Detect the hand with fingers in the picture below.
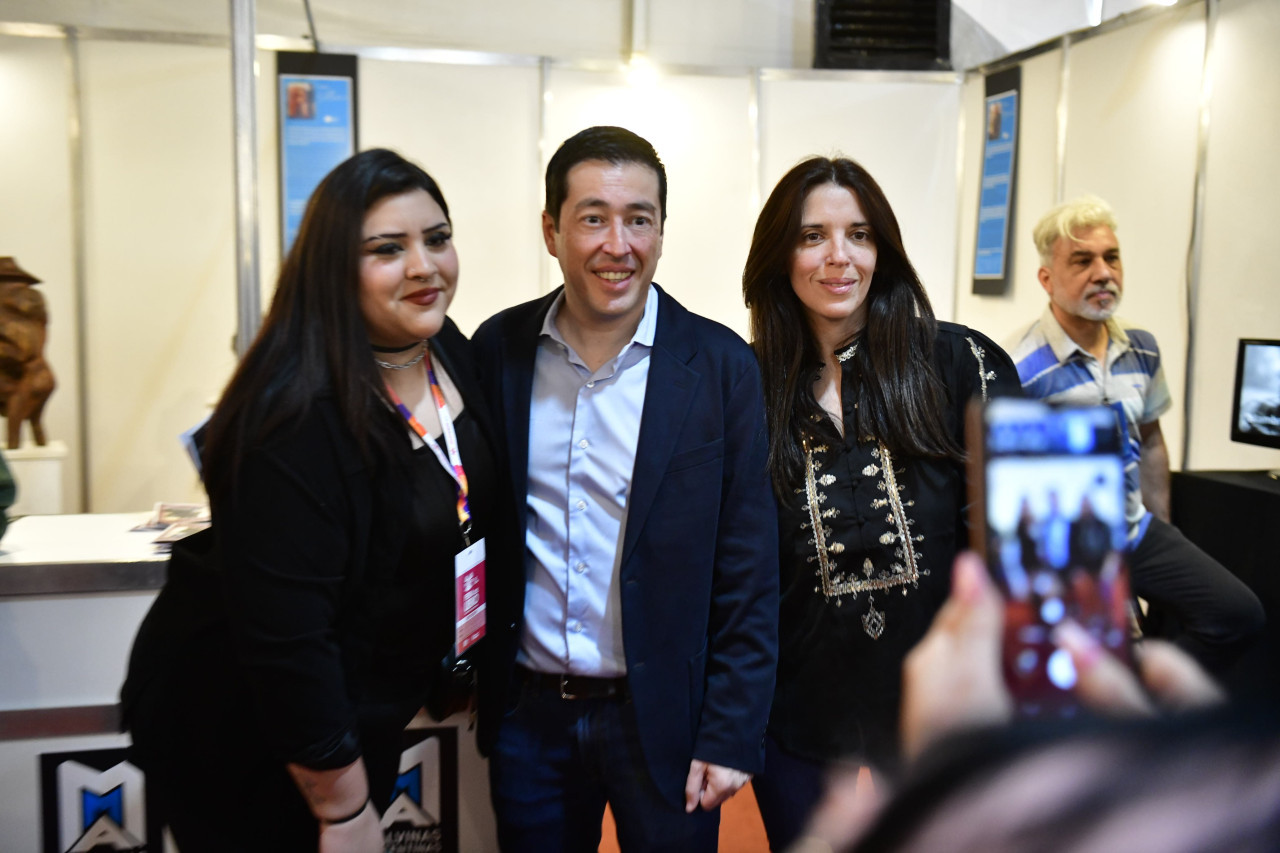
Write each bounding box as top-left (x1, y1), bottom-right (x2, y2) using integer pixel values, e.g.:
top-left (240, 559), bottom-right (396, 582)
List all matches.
top-left (684, 759), bottom-right (752, 812)
top-left (901, 551), bottom-right (1225, 763)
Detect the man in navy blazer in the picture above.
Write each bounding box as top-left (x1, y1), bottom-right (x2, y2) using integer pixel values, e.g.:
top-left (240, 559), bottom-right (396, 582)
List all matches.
top-left (472, 126), bottom-right (778, 851)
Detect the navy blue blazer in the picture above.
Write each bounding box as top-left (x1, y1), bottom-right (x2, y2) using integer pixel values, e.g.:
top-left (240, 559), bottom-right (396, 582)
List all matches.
top-left (471, 284), bottom-right (779, 806)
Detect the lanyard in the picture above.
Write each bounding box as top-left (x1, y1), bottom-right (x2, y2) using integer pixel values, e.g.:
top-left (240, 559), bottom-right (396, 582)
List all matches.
top-left (384, 349), bottom-right (472, 544)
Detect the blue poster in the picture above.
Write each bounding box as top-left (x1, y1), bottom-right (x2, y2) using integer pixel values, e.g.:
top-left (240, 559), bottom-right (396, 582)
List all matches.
top-left (279, 74), bottom-right (354, 253)
top-left (975, 89), bottom-right (1019, 279)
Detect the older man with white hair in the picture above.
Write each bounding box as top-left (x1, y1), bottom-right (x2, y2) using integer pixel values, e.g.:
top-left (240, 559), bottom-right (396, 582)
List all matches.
top-left (1006, 195), bottom-right (1263, 671)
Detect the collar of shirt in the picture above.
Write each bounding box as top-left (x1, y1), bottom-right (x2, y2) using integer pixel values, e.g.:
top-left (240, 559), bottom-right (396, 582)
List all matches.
top-left (1038, 304), bottom-right (1131, 366)
top-left (539, 285), bottom-right (659, 374)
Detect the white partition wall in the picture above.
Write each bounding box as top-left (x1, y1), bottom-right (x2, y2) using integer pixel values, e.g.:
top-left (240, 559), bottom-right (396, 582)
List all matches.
top-left (10, 0), bottom-right (1273, 512)
top-left (1061, 5), bottom-right (1206, 468)
top-left (761, 74), bottom-right (963, 321)
top-left (953, 49), bottom-right (1062, 342)
top-left (0, 32), bottom-right (966, 512)
top-left (80, 41), bottom-right (240, 511)
top-left (544, 67), bottom-right (758, 338)
top-left (360, 59), bottom-right (544, 336)
top-left (1191, 0), bottom-right (1280, 471)
top-left (955, 5), bottom-right (1221, 473)
top-left (0, 35), bottom-right (82, 511)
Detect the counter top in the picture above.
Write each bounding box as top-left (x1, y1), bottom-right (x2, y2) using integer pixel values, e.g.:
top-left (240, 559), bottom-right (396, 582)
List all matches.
top-left (0, 512), bottom-right (168, 597)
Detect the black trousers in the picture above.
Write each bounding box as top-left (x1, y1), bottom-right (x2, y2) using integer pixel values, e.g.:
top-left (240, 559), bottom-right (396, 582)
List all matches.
top-left (126, 653), bottom-right (320, 852)
top-left (1131, 516), bottom-right (1265, 671)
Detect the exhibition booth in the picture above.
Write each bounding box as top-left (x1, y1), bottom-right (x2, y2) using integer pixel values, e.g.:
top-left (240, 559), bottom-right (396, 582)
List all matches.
top-left (1, 0), bottom-right (1277, 849)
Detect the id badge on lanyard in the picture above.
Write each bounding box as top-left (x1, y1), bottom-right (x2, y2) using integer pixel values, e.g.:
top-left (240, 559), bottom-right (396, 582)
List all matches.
top-left (386, 349), bottom-right (487, 656)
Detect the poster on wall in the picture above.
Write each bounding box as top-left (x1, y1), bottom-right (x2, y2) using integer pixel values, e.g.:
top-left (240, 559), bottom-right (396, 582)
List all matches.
top-left (278, 52), bottom-right (358, 255)
top-left (973, 66), bottom-right (1021, 295)
top-left (40, 747), bottom-right (159, 853)
top-left (382, 725), bottom-right (459, 852)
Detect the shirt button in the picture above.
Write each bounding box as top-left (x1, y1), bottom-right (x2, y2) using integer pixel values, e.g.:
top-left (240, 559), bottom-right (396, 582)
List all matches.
top-left (586, 380), bottom-right (596, 388)
top-left (569, 620), bottom-right (583, 633)
top-left (576, 499), bottom-right (587, 511)
top-left (575, 561), bottom-right (587, 574)
top-left (578, 439), bottom-right (589, 449)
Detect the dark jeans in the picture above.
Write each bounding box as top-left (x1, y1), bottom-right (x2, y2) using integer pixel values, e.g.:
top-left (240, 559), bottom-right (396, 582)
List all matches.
top-left (1132, 516), bottom-right (1265, 671)
top-left (750, 735), bottom-right (828, 852)
top-left (489, 677), bottom-right (720, 853)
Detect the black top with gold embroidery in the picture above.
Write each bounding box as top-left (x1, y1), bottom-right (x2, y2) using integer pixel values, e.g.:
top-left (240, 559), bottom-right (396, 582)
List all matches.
top-left (769, 322), bottom-right (1020, 766)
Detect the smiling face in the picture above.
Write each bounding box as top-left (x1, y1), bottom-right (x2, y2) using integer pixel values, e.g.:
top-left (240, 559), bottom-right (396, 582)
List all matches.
top-left (358, 188), bottom-right (458, 348)
top-left (789, 182), bottom-right (877, 344)
top-left (1039, 224), bottom-right (1123, 325)
top-left (543, 159), bottom-right (663, 335)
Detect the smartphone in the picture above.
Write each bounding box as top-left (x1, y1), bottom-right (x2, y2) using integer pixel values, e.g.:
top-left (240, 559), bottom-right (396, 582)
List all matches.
top-left (967, 398), bottom-right (1133, 718)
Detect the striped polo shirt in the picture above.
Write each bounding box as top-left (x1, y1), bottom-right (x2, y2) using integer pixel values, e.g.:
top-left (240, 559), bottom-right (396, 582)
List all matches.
top-left (1005, 305), bottom-right (1171, 540)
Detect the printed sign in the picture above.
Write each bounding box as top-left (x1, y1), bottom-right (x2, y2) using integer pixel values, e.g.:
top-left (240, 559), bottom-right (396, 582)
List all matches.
top-left (277, 52), bottom-right (358, 254)
top-left (382, 727), bottom-right (459, 853)
top-left (40, 748), bottom-right (159, 853)
top-left (974, 66), bottom-right (1022, 295)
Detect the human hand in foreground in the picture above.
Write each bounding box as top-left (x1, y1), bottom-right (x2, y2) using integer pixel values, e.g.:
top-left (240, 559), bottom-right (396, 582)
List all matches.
top-left (1053, 620), bottom-right (1225, 716)
top-left (901, 552), bottom-right (1225, 763)
top-left (318, 801), bottom-right (383, 853)
top-left (684, 759), bottom-right (751, 812)
top-left (287, 758), bottom-right (383, 853)
top-left (900, 551), bottom-right (1013, 763)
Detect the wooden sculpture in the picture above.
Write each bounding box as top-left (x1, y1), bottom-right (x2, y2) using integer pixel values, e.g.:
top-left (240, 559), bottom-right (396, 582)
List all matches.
top-left (0, 258), bottom-right (55, 449)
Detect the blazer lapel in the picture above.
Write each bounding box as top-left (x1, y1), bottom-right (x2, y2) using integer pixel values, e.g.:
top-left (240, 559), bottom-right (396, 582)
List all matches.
top-left (620, 286), bottom-right (698, 568)
top-left (504, 290), bottom-right (559, 531)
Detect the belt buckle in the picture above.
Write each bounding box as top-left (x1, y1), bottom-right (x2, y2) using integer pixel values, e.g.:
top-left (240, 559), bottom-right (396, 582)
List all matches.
top-left (559, 674), bottom-right (578, 700)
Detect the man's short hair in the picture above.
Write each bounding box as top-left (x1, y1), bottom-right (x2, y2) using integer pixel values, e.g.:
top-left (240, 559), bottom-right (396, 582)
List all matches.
top-left (544, 126), bottom-right (668, 230)
top-left (1033, 195), bottom-right (1119, 265)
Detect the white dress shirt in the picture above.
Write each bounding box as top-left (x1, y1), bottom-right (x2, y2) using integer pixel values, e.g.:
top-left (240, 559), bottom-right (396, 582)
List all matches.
top-left (517, 286), bottom-right (658, 677)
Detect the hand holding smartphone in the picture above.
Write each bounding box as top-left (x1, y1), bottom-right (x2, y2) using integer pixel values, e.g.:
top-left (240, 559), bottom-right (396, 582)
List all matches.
top-left (967, 398), bottom-right (1134, 718)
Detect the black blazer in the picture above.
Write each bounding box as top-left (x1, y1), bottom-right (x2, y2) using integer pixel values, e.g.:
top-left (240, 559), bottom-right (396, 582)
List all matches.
top-left (471, 285), bottom-right (779, 806)
top-left (122, 319), bottom-right (505, 773)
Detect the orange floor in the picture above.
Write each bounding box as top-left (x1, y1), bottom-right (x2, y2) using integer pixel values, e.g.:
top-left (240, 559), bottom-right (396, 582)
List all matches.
top-left (599, 782), bottom-right (770, 852)
top-left (598, 768), bottom-right (878, 852)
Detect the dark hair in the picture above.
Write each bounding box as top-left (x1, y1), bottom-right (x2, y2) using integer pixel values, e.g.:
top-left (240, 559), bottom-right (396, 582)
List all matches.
top-left (544, 126), bottom-right (667, 229)
top-left (743, 156), bottom-right (958, 500)
top-left (854, 712), bottom-right (1280, 852)
top-left (202, 148), bottom-right (450, 502)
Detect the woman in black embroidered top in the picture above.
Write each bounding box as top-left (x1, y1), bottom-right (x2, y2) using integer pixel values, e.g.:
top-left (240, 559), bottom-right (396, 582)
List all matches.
top-left (743, 156), bottom-right (1020, 850)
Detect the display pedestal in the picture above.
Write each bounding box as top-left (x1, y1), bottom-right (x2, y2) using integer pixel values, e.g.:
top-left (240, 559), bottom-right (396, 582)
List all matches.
top-left (5, 440), bottom-right (67, 516)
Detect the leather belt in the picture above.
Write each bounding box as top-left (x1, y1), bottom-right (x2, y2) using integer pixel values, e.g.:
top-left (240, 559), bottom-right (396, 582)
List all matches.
top-left (518, 666), bottom-right (627, 700)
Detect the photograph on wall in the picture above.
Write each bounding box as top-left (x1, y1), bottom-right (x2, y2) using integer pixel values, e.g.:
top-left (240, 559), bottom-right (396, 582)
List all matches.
top-left (973, 66), bottom-right (1021, 295)
top-left (381, 725), bottom-right (459, 853)
top-left (40, 747), bottom-right (158, 853)
top-left (277, 52), bottom-right (358, 254)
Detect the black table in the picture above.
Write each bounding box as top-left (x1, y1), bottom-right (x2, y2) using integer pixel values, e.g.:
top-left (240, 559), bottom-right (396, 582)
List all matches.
top-left (1171, 470), bottom-right (1280, 701)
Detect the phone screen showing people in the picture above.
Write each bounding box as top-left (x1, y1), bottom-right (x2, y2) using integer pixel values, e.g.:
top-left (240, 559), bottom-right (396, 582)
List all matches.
top-left (970, 398), bottom-right (1133, 718)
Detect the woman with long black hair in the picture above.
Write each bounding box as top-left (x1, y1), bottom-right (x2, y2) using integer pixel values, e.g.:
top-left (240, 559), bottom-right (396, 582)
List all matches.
top-left (743, 156), bottom-right (1020, 850)
top-left (122, 149), bottom-right (506, 851)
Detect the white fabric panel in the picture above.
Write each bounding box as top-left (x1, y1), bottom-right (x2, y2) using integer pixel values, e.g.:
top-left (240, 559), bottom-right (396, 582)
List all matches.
top-left (1062, 5), bottom-right (1205, 470)
top-left (953, 49), bottom-right (1063, 347)
top-left (646, 0), bottom-right (812, 68)
top-left (302, 0), bottom-right (625, 59)
top-left (543, 68), bottom-right (756, 339)
top-left (1191, 0), bottom-right (1280, 470)
top-left (0, 35), bottom-right (83, 511)
top-left (760, 77), bottom-right (962, 323)
top-left (1, 0), bottom-right (628, 61)
top-left (359, 60), bottom-right (543, 335)
top-left (81, 40), bottom-right (238, 511)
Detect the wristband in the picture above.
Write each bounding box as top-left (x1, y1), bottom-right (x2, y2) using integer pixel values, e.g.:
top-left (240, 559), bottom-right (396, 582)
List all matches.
top-left (320, 799), bottom-right (370, 825)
